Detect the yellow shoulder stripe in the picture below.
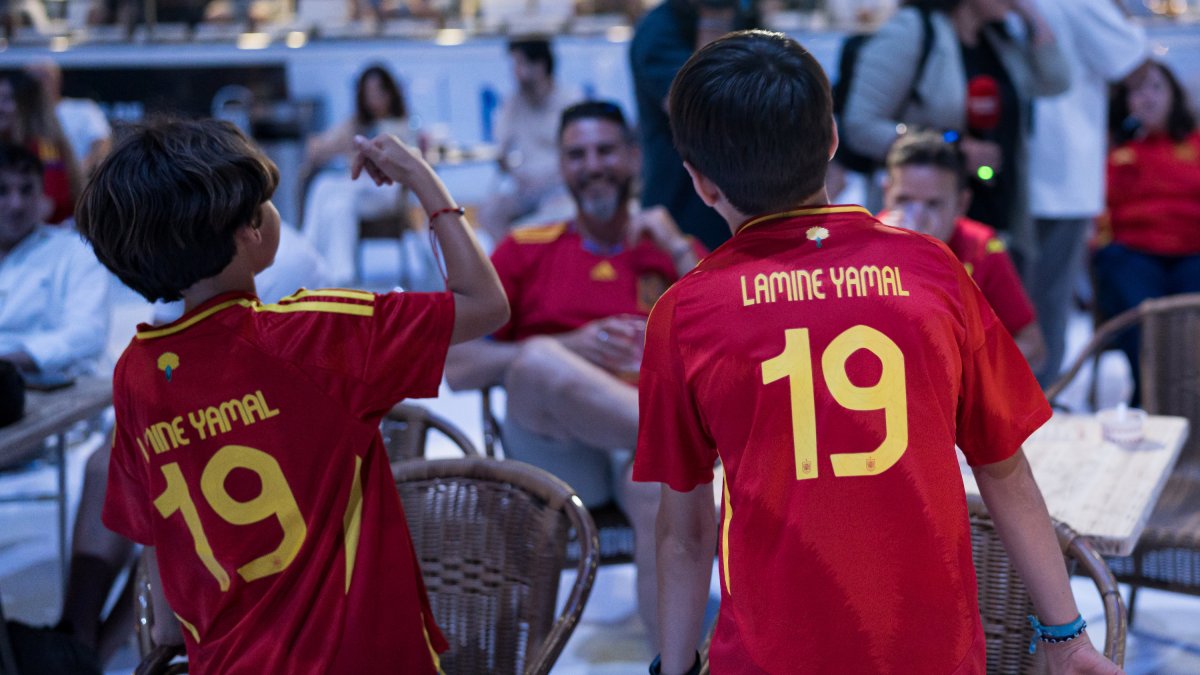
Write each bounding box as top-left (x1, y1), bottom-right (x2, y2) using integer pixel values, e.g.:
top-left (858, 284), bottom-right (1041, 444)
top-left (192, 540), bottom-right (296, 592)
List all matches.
top-left (175, 613), bottom-right (201, 643)
top-left (985, 238), bottom-right (1006, 254)
top-left (278, 288), bottom-right (375, 303)
top-left (137, 297), bottom-right (373, 340)
top-left (511, 223), bottom-right (567, 244)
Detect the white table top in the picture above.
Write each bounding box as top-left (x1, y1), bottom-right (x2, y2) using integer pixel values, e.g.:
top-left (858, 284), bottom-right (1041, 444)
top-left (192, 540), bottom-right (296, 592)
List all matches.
top-left (961, 413), bottom-right (1190, 557)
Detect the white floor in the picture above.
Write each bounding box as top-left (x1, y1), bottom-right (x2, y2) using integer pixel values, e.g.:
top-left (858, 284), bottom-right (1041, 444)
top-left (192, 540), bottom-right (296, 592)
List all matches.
top-left (2, 252), bottom-right (1199, 673)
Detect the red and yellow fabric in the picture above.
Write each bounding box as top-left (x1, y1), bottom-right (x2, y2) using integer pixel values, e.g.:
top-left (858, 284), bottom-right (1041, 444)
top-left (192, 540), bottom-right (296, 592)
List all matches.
top-left (29, 138), bottom-right (73, 225)
top-left (1103, 131), bottom-right (1200, 256)
top-left (946, 217), bottom-right (1036, 336)
top-left (634, 206), bottom-right (1050, 674)
top-left (103, 289), bottom-right (453, 674)
top-left (489, 222), bottom-right (701, 342)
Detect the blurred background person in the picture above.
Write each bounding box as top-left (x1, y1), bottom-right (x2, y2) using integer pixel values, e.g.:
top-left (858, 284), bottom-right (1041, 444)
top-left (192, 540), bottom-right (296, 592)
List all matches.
top-left (630, 0), bottom-right (758, 252)
top-left (881, 131), bottom-right (1046, 369)
top-left (0, 70), bottom-right (81, 225)
top-left (840, 0), bottom-right (1068, 274)
top-left (25, 60), bottom-right (113, 180)
top-left (1094, 60), bottom-right (1200, 405)
top-left (1026, 0), bottom-right (1146, 387)
top-left (299, 63), bottom-right (414, 286)
top-left (478, 37), bottom-right (579, 245)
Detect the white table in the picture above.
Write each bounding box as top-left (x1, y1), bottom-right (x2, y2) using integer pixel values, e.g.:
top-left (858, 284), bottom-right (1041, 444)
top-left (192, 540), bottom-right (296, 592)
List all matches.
top-left (961, 413), bottom-right (1190, 557)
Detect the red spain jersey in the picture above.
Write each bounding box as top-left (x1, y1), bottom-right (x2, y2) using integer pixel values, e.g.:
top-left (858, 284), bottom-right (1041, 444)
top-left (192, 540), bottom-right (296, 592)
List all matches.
top-left (102, 289), bottom-right (453, 674)
top-left (490, 222), bottom-right (699, 341)
top-left (947, 217), bottom-right (1036, 336)
top-left (1103, 131), bottom-right (1200, 256)
top-left (634, 206), bottom-right (1050, 674)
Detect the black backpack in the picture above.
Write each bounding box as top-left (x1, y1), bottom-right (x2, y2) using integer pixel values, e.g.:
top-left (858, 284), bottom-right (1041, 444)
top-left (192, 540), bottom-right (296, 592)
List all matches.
top-left (832, 8), bottom-right (936, 174)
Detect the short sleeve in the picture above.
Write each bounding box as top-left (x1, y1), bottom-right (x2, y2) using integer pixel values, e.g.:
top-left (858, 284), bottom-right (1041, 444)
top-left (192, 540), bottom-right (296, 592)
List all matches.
top-left (358, 291), bottom-right (455, 417)
top-left (488, 238), bottom-right (525, 342)
top-left (101, 386), bottom-right (156, 545)
top-left (954, 265), bottom-right (1051, 466)
top-left (633, 289), bottom-right (718, 491)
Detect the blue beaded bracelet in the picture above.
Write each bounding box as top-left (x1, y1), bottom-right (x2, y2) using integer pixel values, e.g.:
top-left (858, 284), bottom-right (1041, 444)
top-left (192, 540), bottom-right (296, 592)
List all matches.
top-left (1027, 614), bottom-right (1087, 654)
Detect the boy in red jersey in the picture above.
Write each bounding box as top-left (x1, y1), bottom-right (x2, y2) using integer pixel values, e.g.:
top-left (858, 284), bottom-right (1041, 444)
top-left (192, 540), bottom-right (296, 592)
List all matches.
top-left (76, 118), bottom-right (508, 674)
top-left (880, 131), bottom-right (1046, 370)
top-left (634, 32), bottom-right (1119, 675)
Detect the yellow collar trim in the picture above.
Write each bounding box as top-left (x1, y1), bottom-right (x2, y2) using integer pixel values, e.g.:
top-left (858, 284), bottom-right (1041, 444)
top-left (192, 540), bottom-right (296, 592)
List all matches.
top-left (737, 205), bottom-right (872, 235)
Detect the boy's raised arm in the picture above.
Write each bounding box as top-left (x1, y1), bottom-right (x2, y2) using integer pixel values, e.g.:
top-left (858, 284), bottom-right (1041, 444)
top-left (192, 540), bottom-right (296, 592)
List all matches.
top-left (352, 134), bottom-right (510, 344)
top-left (973, 450), bottom-right (1123, 675)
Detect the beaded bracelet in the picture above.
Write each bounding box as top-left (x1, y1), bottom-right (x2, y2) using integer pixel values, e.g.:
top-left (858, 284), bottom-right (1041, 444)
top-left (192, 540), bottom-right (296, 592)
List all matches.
top-left (1027, 614), bottom-right (1086, 654)
top-left (428, 206), bottom-right (465, 225)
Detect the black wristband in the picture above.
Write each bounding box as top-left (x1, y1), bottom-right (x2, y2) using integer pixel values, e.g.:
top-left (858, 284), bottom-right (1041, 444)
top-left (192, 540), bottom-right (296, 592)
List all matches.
top-left (649, 652), bottom-right (701, 675)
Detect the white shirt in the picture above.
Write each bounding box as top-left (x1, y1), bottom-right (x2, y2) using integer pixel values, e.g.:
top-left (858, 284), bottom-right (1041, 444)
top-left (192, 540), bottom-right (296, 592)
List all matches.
top-left (56, 98), bottom-right (112, 166)
top-left (153, 223), bottom-right (334, 324)
top-left (1029, 0), bottom-right (1146, 218)
top-left (0, 225), bottom-right (111, 374)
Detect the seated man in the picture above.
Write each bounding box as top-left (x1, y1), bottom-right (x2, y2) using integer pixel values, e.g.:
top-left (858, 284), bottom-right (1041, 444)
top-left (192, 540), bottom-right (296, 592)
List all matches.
top-left (0, 144), bottom-right (109, 672)
top-left (0, 143), bottom-right (110, 378)
top-left (881, 131), bottom-right (1047, 370)
top-left (445, 100), bottom-right (700, 645)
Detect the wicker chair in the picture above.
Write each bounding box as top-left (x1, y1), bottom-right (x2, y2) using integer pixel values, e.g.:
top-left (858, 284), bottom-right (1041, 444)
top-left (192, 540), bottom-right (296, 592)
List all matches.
top-left (696, 499), bottom-right (1126, 674)
top-left (381, 401), bottom-right (480, 466)
top-left (481, 387), bottom-right (637, 566)
top-left (1045, 293), bottom-right (1200, 620)
top-left (969, 497), bottom-right (1126, 671)
top-left (395, 457), bottom-right (600, 675)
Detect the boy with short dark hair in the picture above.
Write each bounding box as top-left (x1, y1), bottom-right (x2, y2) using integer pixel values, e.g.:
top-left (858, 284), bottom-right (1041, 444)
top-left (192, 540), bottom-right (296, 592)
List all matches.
top-left (635, 31), bottom-right (1117, 674)
top-left (78, 118), bottom-right (507, 673)
top-left (882, 130), bottom-right (1047, 370)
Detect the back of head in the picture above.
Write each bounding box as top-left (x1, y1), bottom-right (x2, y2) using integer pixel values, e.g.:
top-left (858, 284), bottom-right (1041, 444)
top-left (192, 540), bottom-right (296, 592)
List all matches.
top-left (507, 36), bottom-right (555, 77)
top-left (886, 131), bottom-right (968, 189)
top-left (669, 30), bottom-right (833, 216)
top-left (76, 118), bottom-right (279, 303)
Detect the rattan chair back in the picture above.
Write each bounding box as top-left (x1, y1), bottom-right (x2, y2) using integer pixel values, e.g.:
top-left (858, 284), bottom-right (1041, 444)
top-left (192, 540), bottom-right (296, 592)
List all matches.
top-left (381, 402), bottom-right (480, 464)
top-left (1137, 294), bottom-right (1200, 469)
top-left (395, 457), bottom-right (600, 675)
top-left (969, 497), bottom-right (1125, 672)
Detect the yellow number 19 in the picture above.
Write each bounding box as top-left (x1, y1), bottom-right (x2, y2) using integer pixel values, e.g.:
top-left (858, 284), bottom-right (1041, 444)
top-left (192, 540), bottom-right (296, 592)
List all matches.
top-left (762, 325), bottom-right (908, 480)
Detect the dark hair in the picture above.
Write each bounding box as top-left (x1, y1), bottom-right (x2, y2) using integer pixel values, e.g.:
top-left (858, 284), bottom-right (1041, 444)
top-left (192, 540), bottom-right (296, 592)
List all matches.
top-left (76, 118), bottom-right (279, 303)
top-left (0, 142), bottom-right (44, 177)
top-left (886, 131), bottom-right (969, 189)
top-left (559, 100), bottom-right (632, 141)
top-left (0, 70), bottom-right (56, 142)
top-left (1109, 61), bottom-right (1196, 143)
top-left (355, 64), bottom-right (407, 128)
top-left (902, 0), bottom-right (962, 11)
top-left (507, 37), bottom-right (554, 77)
top-left (669, 30), bottom-right (833, 216)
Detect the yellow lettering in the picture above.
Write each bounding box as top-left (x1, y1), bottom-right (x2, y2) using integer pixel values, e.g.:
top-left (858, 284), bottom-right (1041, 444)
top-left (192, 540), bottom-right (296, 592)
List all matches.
top-left (829, 267), bottom-right (845, 298)
top-left (136, 437), bottom-right (150, 463)
top-left (171, 416), bottom-right (190, 447)
top-left (881, 267), bottom-right (898, 295)
top-left (754, 274), bottom-right (771, 305)
top-left (256, 391), bottom-right (280, 419)
top-left (894, 266), bottom-right (909, 296)
top-left (860, 266), bottom-right (882, 294)
top-left (188, 410), bottom-right (208, 441)
top-left (205, 406), bottom-right (228, 438)
top-left (242, 395), bottom-right (265, 424)
top-left (768, 272), bottom-right (795, 303)
top-left (741, 275), bottom-right (756, 306)
top-left (810, 269), bottom-right (826, 299)
top-left (219, 399), bottom-right (248, 427)
top-left (846, 267), bottom-right (863, 297)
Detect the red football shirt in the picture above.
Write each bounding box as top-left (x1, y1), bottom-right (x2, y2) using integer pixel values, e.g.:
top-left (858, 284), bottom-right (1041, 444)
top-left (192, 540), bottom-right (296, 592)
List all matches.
top-left (103, 289), bottom-right (453, 674)
top-left (490, 222), bottom-right (696, 341)
top-left (634, 206), bottom-right (1050, 674)
top-left (948, 217), bottom-right (1036, 336)
top-left (1104, 131), bottom-right (1200, 256)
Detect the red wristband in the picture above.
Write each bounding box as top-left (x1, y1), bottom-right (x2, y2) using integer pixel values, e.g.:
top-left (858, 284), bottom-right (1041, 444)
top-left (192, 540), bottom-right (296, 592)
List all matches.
top-left (429, 206), bottom-right (465, 224)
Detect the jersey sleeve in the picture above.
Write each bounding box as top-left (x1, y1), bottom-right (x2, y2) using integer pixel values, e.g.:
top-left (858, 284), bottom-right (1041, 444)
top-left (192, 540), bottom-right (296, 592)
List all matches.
top-left (488, 238), bottom-right (524, 342)
top-left (101, 375), bottom-right (156, 545)
top-left (974, 243), bottom-right (1036, 335)
top-left (357, 291), bottom-right (455, 417)
top-left (633, 288), bottom-right (718, 491)
top-left (953, 261), bottom-right (1051, 467)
